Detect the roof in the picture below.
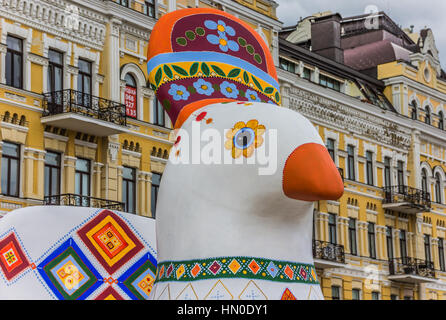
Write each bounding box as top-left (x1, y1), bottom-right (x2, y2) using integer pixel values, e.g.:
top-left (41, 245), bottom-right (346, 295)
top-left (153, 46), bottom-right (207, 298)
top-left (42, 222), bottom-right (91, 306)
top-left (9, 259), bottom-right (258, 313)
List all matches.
top-left (344, 40), bottom-right (411, 71)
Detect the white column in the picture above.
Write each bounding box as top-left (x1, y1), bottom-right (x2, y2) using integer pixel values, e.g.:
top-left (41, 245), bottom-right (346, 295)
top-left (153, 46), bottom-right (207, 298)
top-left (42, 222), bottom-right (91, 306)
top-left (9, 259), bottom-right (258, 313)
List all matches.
top-left (109, 18), bottom-right (122, 102)
top-left (0, 43), bottom-right (6, 84)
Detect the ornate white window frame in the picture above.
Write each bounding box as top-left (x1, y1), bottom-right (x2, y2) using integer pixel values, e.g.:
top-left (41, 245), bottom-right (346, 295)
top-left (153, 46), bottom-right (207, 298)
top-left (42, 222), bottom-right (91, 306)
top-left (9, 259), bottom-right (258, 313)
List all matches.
top-left (344, 136), bottom-right (359, 181)
top-left (0, 19), bottom-right (33, 91)
top-left (72, 44), bottom-right (100, 96)
top-left (120, 63), bottom-right (146, 121)
top-left (42, 34), bottom-right (72, 92)
top-left (324, 129), bottom-right (339, 166)
top-left (363, 141), bottom-right (377, 187)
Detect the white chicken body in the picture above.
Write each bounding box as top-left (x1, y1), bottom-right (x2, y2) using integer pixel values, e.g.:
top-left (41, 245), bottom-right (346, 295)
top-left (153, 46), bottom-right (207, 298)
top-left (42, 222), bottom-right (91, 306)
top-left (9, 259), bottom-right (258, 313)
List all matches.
top-left (150, 101), bottom-right (326, 300)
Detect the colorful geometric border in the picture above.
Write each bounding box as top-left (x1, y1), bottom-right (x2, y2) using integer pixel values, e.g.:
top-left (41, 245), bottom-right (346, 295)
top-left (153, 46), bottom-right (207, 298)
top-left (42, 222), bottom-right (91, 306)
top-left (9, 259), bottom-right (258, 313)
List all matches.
top-left (0, 231), bottom-right (31, 283)
top-left (155, 256), bottom-right (318, 284)
top-left (117, 252), bottom-right (157, 300)
top-left (77, 210), bottom-right (144, 275)
top-left (95, 286), bottom-right (124, 300)
top-left (37, 238), bottom-right (103, 300)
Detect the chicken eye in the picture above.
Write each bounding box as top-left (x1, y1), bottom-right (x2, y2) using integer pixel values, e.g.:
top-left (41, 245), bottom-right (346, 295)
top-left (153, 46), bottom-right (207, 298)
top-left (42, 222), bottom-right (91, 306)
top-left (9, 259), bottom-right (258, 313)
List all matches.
top-left (233, 127), bottom-right (255, 149)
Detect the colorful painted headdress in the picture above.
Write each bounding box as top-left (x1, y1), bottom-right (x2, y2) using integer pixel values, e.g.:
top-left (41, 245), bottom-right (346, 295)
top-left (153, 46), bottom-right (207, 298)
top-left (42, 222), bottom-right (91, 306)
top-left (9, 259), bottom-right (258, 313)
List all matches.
top-left (147, 8), bottom-right (280, 128)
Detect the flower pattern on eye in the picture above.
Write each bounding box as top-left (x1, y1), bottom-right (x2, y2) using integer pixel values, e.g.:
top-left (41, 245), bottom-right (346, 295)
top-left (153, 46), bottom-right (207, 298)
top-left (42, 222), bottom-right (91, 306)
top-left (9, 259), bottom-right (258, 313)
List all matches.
top-left (193, 79), bottom-right (214, 96)
top-left (204, 20), bottom-right (236, 37)
top-left (220, 81), bottom-right (239, 99)
top-left (225, 120), bottom-right (266, 159)
top-left (207, 33), bottom-right (239, 53)
top-left (245, 89), bottom-right (261, 102)
top-left (168, 84), bottom-right (190, 101)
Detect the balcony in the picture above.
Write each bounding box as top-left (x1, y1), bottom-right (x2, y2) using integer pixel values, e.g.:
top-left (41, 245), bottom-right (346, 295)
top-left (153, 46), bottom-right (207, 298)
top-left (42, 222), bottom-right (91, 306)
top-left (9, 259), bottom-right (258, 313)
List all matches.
top-left (382, 185), bottom-right (431, 214)
top-left (44, 194), bottom-right (125, 211)
top-left (312, 240), bottom-right (346, 269)
top-left (388, 257), bottom-right (437, 283)
top-left (42, 90), bottom-right (128, 136)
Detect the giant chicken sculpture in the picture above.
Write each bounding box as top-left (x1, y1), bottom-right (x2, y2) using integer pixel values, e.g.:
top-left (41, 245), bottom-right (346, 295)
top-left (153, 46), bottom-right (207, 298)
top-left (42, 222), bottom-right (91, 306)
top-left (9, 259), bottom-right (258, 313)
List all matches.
top-left (147, 8), bottom-right (344, 300)
top-left (0, 8), bottom-right (343, 300)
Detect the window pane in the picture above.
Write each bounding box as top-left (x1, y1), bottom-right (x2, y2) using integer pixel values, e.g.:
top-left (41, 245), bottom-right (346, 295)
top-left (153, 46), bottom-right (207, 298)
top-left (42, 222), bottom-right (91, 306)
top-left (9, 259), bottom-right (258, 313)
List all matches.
top-left (5, 51), bottom-right (12, 86)
top-left (49, 50), bottom-right (63, 64)
top-left (1, 158), bottom-right (9, 195)
top-left (3, 142), bottom-right (19, 157)
top-left (75, 173), bottom-right (81, 195)
top-left (76, 159), bottom-right (90, 173)
top-left (123, 167), bottom-right (135, 180)
top-left (352, 289), bottom-right (360, 300)
top-left (82, 175), bottom-right (90, 196)
top-left (122, 181), bottom-right (128, 210)
top-left (78, 59), bottom-right (91, 74)
top-left (13, 53), bottom-right (22, 88)
top-left (9, 159), bottom-right (18, 196)
top-left (128, 182), bottom-right (134, 213)
top-left (45, 152), bottom-right (60, 166)
top-left (51, 167), bottom-right (60, 195)
top-left (157, 102), bottom-right (165, 126)
top-left (83, 76), bottom-right (91, 95)
top-left (125, 73), bottom-right (136, 87)
top-left (7, 36), bottom-right (22, 52)
top-left (44, 166), bottom-right (50, 197)
top-left (331, 286), bottom-right (340, 300)
top-left (54, 66), bottom-right (63, 91)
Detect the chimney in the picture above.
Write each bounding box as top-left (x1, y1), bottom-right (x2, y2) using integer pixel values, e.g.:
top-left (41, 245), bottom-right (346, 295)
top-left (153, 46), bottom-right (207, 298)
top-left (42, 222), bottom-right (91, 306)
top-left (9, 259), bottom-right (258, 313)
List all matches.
top-left (311, 13), bottom-right (344, 64)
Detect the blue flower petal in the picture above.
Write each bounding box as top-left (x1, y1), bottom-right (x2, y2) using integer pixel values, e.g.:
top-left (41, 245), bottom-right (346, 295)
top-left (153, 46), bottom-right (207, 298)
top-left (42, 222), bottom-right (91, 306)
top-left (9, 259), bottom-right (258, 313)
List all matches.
top-left (206, 34), bottom-right (220, 45)
top-left (217, 20), bottom-right (226, 28)
top-left (204, 20), bottom-right (218, 30)
top-left (219, 44), bottom-right (229, 52)
top-left (225, 26), bottom-right (236, 36)
top-left (227, 40), bottom-right (239, 52)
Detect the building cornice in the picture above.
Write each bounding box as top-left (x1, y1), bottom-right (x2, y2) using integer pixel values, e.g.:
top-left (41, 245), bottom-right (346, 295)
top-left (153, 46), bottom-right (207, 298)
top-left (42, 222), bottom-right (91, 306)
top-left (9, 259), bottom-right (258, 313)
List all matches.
top-left (279, 69), bottom-right (413, 151)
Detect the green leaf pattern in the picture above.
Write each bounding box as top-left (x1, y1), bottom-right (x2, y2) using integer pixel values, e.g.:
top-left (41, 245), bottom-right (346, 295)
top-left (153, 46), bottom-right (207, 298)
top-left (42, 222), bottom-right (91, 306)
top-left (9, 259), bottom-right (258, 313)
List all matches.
top-left (152, 62), bottom-right (281, 104)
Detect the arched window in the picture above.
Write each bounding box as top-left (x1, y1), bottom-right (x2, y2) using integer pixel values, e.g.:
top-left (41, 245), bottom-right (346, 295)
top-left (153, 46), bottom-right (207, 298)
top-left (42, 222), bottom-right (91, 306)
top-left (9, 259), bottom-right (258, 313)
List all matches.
top-left (435, 173), bottom-right (442, 204)
top-left (410, 101), bottom-right (418, 120)
top-left (124, 73), bottom-right (137, 119)
top-left (425, 106), bottom-right (431, 125)
top-left (421, 169), bottom-right (428, 195)
top-left (439, 111), bottom-right (444, 130)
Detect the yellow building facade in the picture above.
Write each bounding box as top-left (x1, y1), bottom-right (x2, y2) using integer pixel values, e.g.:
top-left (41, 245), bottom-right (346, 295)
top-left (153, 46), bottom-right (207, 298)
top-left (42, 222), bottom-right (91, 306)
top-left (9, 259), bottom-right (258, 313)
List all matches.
top-left (0, 0), bottom-right (280, 220)
top-left (280, 12), bottom-right (446, 300)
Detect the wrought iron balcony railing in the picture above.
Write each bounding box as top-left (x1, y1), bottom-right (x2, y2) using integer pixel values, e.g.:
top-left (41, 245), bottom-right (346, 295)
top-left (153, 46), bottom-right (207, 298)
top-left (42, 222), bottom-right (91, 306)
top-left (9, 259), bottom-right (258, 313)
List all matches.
top-left (43, 89), bottom-right (127, 127)
top-left (312, 240), bottom-right (345, 264)
top-left (389, 257), bottom-right (436, 279)
top-left (111, 0), bottom-right (155, 17)
top-left (44, 194), bottom-right (125, 211)
top-left (383, 185), bottom-right (431, 210)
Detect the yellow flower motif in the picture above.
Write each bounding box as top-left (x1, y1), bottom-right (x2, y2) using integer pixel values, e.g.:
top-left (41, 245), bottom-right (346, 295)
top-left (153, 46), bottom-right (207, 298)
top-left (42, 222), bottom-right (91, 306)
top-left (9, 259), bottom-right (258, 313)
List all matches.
top-left (225, 119), bottom-right (265, 159)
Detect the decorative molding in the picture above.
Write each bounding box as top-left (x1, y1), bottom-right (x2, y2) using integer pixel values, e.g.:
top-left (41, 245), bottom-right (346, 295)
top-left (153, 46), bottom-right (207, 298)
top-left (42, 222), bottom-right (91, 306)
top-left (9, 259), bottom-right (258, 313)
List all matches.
top-left (108, 141), bottom-right (120, 162)
top-left (285, 84), bottom-right (412, 150)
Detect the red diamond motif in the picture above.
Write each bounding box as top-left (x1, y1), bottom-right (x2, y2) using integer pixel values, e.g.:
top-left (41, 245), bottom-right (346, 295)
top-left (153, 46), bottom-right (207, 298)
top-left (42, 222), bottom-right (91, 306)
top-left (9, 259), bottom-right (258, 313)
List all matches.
top-left (299, 267), bottom-right (308, 280)
top-left (248, 260), bottom-right (260, 275)
top-left (191, 263), bottom-right (201, 278)
top-left (208, 261), bottom-right (221, 275)
top-left (284, 265), bottom-right (294, 280)
top-left (166, 264), bottom-right (174, 277)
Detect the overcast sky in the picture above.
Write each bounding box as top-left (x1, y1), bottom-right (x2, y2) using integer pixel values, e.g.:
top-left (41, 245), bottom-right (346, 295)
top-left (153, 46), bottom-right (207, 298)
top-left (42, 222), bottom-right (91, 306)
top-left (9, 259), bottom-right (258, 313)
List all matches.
top-left (275, 0), bottom-right (446, 69)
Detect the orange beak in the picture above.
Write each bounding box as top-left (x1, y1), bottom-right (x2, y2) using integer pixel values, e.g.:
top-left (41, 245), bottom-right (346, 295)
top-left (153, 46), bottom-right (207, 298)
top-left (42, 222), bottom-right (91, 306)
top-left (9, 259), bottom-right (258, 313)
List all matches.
top-left (283, 143), bottom-right (344, 201)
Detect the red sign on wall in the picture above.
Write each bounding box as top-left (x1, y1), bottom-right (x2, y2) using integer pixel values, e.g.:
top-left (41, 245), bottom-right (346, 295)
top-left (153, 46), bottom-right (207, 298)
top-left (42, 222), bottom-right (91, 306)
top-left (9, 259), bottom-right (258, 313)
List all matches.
top-left (125, 86), bottom-right (137, 118)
